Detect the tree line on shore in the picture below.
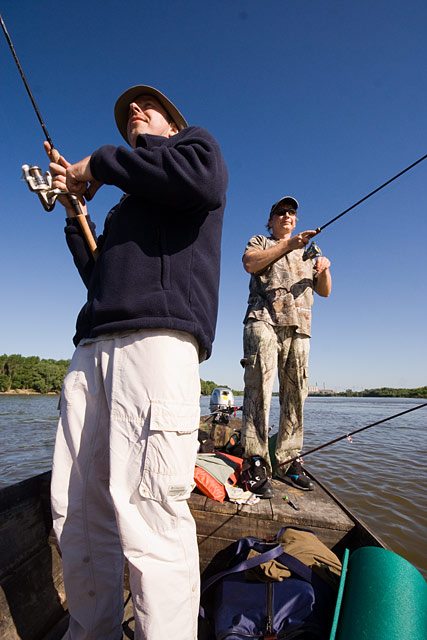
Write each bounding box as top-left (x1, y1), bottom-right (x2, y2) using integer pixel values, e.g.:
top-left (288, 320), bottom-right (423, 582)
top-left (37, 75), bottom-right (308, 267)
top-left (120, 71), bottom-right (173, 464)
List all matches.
top-left (0, 355), bottom-right (239, 396)
top-left (0, 354), bottom-right (70, 393)
top-left (200, 379), bottom-right (243, 396)
top-left (1, 355), bottom-right (425, 398)
top-left (333, 387), bottom-right (427, 398)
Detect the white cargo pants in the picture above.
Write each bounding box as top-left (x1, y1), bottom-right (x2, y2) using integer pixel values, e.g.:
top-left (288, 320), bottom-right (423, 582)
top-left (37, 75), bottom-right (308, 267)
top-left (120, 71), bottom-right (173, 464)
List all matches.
top-left (51, 329), bottom-right (201, 640)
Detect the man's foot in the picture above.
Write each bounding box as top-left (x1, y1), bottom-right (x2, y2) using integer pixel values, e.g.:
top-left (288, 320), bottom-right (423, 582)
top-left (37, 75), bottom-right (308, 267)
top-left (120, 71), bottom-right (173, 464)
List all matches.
top-left (241, 456), bottom-right (274, 499)
top-left (277, 459), bottom-right (314, 491)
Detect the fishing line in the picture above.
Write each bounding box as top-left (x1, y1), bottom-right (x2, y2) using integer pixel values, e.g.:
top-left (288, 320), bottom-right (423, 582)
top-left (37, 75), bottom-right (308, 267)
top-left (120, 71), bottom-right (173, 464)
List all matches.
top-left (273, 401), bottom-right (427, 472)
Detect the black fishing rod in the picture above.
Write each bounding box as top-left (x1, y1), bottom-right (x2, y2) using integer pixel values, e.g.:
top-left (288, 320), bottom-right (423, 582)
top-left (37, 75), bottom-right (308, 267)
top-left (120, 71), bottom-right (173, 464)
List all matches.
top-left (0, 13), bottom-right (58, 160)
top-left (0, 13), bottom-right (98, 259)
top-left (319, 154), bottom-right (427, 233)
top-left (303, 153), bottom-right (427, 260)
top-left (273, 401), bottom-right (427, 472)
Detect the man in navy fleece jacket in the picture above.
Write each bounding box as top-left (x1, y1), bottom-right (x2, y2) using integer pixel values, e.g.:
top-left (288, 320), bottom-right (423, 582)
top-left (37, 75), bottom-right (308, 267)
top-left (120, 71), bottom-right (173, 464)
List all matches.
top-left (45, 85), bottom-right (228, 640)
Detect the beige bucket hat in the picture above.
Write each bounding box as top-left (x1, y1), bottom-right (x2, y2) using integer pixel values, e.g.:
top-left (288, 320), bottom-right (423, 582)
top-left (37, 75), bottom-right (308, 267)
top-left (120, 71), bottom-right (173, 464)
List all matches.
top-left (114, 85), bottom-right (188, 144)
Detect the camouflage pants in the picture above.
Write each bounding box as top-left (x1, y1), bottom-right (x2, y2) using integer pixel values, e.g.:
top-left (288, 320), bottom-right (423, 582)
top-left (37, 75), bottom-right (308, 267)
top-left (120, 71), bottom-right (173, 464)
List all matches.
top-left (241, 320), bottom-right (310, 475)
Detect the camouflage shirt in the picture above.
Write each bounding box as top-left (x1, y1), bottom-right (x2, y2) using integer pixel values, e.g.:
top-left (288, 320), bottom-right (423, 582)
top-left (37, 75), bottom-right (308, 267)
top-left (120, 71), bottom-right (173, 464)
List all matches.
top-left (243, 235), bottom-right (317, 336)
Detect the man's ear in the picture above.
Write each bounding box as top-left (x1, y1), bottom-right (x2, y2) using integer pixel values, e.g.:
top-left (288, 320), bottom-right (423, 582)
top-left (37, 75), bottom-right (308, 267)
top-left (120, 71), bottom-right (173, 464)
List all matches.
top-left (167, 122), bottom-right (179, 137)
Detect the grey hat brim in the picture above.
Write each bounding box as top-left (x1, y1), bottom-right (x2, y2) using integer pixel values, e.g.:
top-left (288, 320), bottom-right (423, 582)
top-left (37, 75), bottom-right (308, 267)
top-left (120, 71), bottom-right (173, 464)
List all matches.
top-left (270, 196), bottom-right (299, 215)
top-left (114, 85), bottom-right (188, 144)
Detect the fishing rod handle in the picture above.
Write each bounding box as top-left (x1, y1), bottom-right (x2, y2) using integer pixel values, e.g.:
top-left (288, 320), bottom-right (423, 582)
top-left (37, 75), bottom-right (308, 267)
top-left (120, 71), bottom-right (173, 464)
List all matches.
top-left (46, 146), bottom-right (99, 258)
top-left (65, 194), bottom-right (98, 260)
top-left (48, 148), bottom-right (61, 164)
top-left (45, 160), bottom-right (99, 259)
top-left (75, 211), bottom-right (99, 260)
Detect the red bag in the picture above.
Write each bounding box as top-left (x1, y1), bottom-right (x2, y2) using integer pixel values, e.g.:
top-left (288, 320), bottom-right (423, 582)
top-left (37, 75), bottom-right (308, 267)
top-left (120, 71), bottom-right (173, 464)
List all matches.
top-left (194, 453), bottom-right (243, 502)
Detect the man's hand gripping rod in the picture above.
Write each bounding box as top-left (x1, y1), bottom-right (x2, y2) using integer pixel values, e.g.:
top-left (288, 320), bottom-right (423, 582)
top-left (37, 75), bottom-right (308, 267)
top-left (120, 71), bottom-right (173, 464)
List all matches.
top-left (0, 13), bottom-right (98, 260)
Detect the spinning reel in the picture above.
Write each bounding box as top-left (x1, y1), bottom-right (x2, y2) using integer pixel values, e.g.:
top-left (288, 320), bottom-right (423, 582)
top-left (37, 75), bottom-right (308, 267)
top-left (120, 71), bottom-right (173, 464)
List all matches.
top-left (22, 164), bottom-right (84, 216)
top-left (302, 240), bottom-right (322, 262)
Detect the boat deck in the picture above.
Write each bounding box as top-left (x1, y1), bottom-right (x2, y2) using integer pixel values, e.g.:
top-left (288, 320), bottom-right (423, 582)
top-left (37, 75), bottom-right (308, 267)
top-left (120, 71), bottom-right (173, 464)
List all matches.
top-left (190, 471), bottom-right (376, 573)
top-left (0, 469), bottom-right (385, 640)
top-left (121, 473), bottom-right (385, 639)
top-left (192, 414), bottom-right (386, 572)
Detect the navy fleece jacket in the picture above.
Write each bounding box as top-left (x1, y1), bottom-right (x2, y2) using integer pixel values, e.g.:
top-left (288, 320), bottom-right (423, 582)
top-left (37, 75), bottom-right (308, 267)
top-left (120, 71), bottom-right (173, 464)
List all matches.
top-left (65, 126), bottom-right (228, 360)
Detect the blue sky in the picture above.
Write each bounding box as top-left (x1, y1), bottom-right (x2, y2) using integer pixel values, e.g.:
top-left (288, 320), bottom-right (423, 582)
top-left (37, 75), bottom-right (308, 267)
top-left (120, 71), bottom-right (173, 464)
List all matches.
top-left (0, 0), bottom-right (426, 391)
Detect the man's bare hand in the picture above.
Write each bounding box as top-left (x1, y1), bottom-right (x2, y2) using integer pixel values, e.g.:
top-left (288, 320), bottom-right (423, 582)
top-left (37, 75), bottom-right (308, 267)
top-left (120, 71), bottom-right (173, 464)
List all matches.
top-left (85, 178), bottom-right (104, 201)
top-left (314, 255), bottom-right (332, 296)
top-left (315, 256), bottom-right (331, 274)
top-left (65, 156), bottom-right (94, 197)
top-left (44, 142), bottom-right (73, 208)
top-left (287, 230), bottom-right (317, 251)
top-left (43, 142), bottom-right (87, 215)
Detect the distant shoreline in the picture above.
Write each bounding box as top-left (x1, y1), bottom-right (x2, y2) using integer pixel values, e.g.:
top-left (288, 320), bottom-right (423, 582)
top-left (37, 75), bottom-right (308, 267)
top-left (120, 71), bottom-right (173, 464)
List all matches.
top-left (1, 389), bottom-right (426, 399)
top-left (0, 390), bottom-right (59, 395)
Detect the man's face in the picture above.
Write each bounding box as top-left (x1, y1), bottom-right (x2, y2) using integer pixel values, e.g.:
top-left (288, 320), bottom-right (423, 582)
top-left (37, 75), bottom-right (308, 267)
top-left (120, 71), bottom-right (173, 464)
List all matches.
top-left (126, 94), bottom-right (178, 147)
top-left (269, 203), bottom-right (298, 238)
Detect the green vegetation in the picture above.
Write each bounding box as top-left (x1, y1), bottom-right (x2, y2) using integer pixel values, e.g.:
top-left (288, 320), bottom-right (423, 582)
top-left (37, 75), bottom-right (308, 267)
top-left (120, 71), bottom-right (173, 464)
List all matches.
top-left (203, 385), bottom-right (427, 398)
top-left (200, 379), bottom-right (218, 396)
top-left (200, 379), bottom-right (242, 396)
top-left (0, 354), bottom-right (71, 393)
top-left (337, 387), bottom-right (427, 399)
top-left (2, 354), bottom-right (423, 399)
top-left (0, 355), bottom-right (240, 396)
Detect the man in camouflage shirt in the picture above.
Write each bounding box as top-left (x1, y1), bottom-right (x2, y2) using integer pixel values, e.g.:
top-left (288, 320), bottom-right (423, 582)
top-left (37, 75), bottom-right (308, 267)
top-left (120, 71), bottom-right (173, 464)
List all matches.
top-left (241, 196), bottom-right (331, 496)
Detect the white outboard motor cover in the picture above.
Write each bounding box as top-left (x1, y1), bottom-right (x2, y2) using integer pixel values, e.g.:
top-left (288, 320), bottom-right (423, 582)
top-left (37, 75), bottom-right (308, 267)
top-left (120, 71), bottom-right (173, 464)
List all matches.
top-left (209, 387), bottom-right (234, 412)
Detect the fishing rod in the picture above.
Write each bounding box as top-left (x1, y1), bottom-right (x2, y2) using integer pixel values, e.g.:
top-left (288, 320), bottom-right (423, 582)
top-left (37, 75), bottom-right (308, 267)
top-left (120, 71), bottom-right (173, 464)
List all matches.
top-left (273, 401), bottom-right (427, 472)
top-left (0, 13), bottom-right (98, 259)
top-left (303, 152), bottom-right (427, 261)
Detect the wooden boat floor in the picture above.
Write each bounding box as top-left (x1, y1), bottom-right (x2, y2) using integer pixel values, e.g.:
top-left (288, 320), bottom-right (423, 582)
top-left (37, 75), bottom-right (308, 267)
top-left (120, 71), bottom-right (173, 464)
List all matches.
top-left (189, 473), bottom-right (356, 573)
top-left (1, 470), bottom-right (384, 640)
top-left (120, 476), bottom-right (358, 639)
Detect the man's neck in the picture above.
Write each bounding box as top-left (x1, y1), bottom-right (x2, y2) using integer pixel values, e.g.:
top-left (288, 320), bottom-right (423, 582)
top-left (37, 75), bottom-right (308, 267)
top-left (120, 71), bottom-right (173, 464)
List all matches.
top-left (271, 231), bottom-right (292, 241)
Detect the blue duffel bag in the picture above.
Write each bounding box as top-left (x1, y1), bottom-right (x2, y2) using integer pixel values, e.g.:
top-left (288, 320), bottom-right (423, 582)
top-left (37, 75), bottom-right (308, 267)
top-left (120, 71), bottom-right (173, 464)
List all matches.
top-left (200, 528), bottom-right (337, 640)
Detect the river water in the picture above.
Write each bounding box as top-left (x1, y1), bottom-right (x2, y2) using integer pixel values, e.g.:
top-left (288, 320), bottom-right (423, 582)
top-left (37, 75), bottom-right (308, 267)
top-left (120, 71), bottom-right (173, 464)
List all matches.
top-left (0, 394), bottom-right (426, 578)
